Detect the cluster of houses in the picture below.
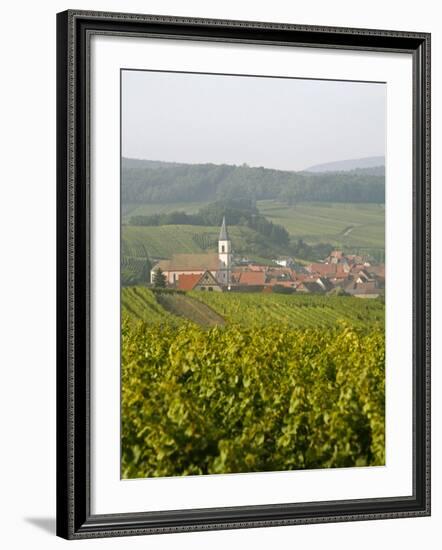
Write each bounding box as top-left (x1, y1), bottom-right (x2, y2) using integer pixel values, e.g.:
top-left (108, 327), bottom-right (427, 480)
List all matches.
top-left (150, 218), bottom-right (385, 298)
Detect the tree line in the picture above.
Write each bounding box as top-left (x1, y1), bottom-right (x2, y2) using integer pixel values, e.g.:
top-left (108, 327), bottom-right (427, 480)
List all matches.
top-left (130, 200), bottom-right (291, 247)
top-left (122, 158), bottom-right (385, 206)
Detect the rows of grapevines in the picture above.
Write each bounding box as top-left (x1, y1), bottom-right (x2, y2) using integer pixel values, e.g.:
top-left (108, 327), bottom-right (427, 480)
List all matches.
top-left (189, 292), bottom-right (384, 329)
top-left (192, 232), bottom-right (217, 251)
top-left (121, 257), bottom-right (150, 286)
top-left (121, 240), bottom-right (149, 259)
top-left (121, 240), bottom-right (150, 286)
top-left (122, 319), bottom-right (385, 478)
top-left (121, 287), bottom-right (176, 325)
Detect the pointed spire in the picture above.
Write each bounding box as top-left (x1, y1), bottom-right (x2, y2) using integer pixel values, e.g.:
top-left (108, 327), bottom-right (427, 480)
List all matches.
top-left (219, 216), bottom-right (229, 241)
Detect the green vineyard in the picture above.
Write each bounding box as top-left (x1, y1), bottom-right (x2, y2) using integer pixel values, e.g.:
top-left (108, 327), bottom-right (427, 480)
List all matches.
top-left (121, 224), bottom-right (281, 262)
top-left (257, 200), bottom-right (385, 258)
top-left (121, 241), bottom-right (151, 286)
top-left (123, 200), bottom-right (385, 259)
top-left (121, 287), bottom-right (175, 324)
top-left (155, 292), bottom-right (226, 326)
top-left (122, 287), bottom-right (384, 329)
top-left (191, 232), bottom-right (218, 251)
top-left (122, 320), bottom-right (385, 478)
top-left (121, 257), bottom-right (150, 286)
top-left (190, 291), bottom-right (384, 329)
top-left (121, 288), bottom-right (385, 478)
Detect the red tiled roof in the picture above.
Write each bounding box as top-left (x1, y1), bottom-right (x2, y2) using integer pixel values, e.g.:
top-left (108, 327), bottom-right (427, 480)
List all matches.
top-left (334, 271), bottom-right (350, 279)
top-left (162, 253), bottom-right (220, 271)
top-left (267, 280), bottom-right (296, 288)
top-left (368, 265), bottom-right (385, 278)
top-left (177, 273), bottom-right (202, 291)
top-left (267, 267), bottom-right (296, 278)
top-left (296, 274), bottom-right (318, 282)
top-left (308, 263), bottom-right (337, 276)
top-left (238, 271), bottom-right (266, 285)
top-left (350, 264), bottom-right (367, 273)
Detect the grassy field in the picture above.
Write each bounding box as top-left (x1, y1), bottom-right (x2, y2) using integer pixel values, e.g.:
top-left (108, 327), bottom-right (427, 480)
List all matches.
top-left (122, 287), bottom-right (384, 329)
top-left (257, 200), bottom-right (385, 252)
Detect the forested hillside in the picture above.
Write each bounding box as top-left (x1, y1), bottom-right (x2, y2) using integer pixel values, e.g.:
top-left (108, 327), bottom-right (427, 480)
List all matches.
top-left (306, 156), bottom-right (385, 173)
top-left (122, 158), bottom-right (385, 206)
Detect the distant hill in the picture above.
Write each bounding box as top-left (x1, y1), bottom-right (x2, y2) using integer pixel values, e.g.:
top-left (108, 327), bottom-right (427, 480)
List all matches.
top-left (122, 158), bottom-right (185, 170)
top-left (122, 158), bottom-right (385, 206)
top-left (306, 156), bottom-right (385, 173)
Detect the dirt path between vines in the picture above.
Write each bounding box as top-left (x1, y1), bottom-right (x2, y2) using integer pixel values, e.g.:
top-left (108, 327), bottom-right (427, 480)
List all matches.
top-left (155, 293), bottom-right (226, 327)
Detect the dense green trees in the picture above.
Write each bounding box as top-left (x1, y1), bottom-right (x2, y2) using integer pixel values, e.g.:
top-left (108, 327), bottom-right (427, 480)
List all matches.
top-left (122, 158), bottom-right (385, 206)
top-left (152, 268), bottom-right (167, 288)
top-left (290, 239), bottom-right (334, 262)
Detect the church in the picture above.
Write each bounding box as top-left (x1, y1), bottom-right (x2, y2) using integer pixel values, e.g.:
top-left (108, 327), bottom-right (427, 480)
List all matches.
top-left (150, 217), bottom-right (232, 289)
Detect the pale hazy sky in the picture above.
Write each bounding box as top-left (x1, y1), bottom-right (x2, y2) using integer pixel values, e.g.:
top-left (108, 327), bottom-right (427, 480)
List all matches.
top-left (122, 69), bottom-right (385, 172)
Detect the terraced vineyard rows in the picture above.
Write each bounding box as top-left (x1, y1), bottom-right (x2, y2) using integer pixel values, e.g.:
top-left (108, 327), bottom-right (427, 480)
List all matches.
top-left (121, 287), bottom-right (176, 324)
top-left (189, 292), bottom-right (384, 329)
top-left (122, 287), bottom-right (384, 329)
top-left (257, 200), bottom-right (385, 250)
top-left (121, 241), bottom-right (150, 285)
top-left (121, 256), bottom-right (150, 286)
top-left (191, 233), bottom-right (218, 251)
top-left (121, 224), bottom-right (279, 259)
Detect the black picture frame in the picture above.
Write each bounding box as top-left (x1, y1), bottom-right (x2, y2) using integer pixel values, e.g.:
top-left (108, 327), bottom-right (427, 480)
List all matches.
top-left (56, 9), bottom-right (431, 540)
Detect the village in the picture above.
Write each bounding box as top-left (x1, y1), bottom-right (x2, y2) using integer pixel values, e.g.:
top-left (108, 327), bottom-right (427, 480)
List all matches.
top-left (150, 217), bottom-right (385, 298)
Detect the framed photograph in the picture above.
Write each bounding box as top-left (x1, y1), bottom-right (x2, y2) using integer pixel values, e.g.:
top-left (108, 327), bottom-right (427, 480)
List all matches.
top-left (56, 10), bottom-right (431, 539)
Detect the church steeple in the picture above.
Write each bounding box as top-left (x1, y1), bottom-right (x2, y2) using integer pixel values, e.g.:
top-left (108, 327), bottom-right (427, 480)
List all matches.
top-left (219, 216), bottom-right (229, 241)
top-left (218, 216), bottom-right (232, 286)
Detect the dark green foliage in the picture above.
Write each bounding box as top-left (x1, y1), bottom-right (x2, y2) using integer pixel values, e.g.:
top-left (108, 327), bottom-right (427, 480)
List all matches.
top-left (290, 239), bottom-right (334, 262)
top-left (121, 320), bottom-right (385, 478)
top-left (130, 211), bottom-right (200, 226)
top-left (122, 158), bottom-right (385, 207)
top-left (152, 268), bottom-right (167, 288)
top-left (271, 284), bottom-right (296, 294)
